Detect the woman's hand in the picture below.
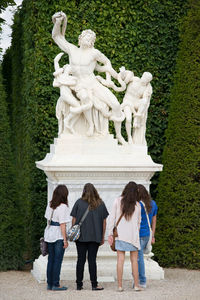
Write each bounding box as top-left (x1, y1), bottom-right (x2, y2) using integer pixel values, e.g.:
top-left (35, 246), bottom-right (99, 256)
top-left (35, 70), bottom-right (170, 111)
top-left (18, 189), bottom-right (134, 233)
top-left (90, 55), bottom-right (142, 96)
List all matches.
top-left (108, 235), bottom-right (113, 246)
top-left (63, 240), bottom-right (68, 249)
top-left (152, 236), bottom-right (155, 244)
top-left (60, 223), bottom-right (68, 248)
top-left (100, 237), bottom-right (104, 246)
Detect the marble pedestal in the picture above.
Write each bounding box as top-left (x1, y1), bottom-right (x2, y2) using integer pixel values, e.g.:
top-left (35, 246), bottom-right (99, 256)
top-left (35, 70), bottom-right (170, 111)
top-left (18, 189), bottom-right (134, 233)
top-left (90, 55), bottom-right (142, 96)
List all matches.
top-left (31, 243), bottom-right (164, 283)
top-left (32, 133), bottom-right (164, 283)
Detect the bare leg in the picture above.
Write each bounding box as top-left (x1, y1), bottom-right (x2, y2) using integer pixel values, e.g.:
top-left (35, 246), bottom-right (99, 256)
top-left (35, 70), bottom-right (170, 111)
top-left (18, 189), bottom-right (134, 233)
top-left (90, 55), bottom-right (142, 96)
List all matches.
top-left (60, 87), bottom-right (80, 107)
top-left (83, 109), bottom-right (94, 136)
top-left (93, 85), bottom-right (125, 142)
top-left (58, 117), bottom-right (63, 136)
top-left (130, 251), bottom-right (139, 287)
top-left (117, 251), bottom-right (125, 289)
top-left (133, 115), bottom-right (141, 128)
top-left (64, 113), bottom-right (80, 134)
top-left (77, 89), bottom-right (94, 136)
top-left (124, 106), bottom-right (133, 144)
top-left (114, 121), bottom-right (126, 145)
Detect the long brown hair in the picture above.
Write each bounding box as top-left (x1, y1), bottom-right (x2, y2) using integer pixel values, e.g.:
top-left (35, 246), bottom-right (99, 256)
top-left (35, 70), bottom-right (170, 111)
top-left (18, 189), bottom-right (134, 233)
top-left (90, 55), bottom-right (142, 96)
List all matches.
top-left (121, 181), bottom-right (139, 220)
top-left (82, 183), bottom-right (102, 210)
top-left (137, 184), bottom-right (152, 213)
top-left (50, 185), bottom-right (68, 209)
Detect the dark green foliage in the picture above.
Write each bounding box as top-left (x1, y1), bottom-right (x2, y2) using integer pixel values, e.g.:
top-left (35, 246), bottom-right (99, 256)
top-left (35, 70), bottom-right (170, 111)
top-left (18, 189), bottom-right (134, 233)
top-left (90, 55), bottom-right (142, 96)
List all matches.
top-left (2, 0), bottom-right (188, 263)
top-left (155, 0), bottom-right (200, 268)
top-left (0, 0), bottom-right (26, 271)
top-left (0, 1), bottom-right (15, 11)
top-left (2, 48), bottom-right (12, 125)
top-left (0, 66), bottom-right (24, 270)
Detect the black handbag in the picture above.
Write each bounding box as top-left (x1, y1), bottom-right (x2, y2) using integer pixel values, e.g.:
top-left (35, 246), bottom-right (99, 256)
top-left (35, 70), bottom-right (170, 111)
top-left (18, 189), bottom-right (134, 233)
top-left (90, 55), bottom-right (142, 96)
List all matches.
top-left (40, 237), bottom-right (48, 256)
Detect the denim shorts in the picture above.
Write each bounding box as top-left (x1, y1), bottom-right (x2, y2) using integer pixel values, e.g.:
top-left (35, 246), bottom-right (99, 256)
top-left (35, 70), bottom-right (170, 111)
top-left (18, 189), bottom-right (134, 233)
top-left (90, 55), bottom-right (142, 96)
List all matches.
top-left (115, 240), bottom-right (138, 251)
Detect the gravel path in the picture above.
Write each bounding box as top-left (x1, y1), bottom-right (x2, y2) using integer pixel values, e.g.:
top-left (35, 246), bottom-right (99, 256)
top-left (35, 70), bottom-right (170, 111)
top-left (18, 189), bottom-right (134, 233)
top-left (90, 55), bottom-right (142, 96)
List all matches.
top-left (0, 268), bottom-right (200, 300)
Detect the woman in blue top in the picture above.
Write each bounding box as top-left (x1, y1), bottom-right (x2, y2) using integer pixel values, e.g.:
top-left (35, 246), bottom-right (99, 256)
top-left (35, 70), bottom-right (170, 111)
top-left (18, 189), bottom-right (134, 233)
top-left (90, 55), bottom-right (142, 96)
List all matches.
top-left (137, 184), bottom-right (158, 288)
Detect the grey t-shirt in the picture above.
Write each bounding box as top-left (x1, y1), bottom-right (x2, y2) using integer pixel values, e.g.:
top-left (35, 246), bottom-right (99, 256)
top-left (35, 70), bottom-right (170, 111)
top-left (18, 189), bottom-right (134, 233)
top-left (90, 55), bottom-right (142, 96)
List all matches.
top-left (70, 198), bottom-right (109, 243)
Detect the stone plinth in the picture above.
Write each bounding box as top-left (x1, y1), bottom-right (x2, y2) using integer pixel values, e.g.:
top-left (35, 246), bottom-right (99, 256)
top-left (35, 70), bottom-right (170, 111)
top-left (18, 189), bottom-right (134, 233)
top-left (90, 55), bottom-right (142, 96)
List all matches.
top-left (32, 133), bottom-right (164, 283)
top-left (32, 243), bottom-right (164, 283)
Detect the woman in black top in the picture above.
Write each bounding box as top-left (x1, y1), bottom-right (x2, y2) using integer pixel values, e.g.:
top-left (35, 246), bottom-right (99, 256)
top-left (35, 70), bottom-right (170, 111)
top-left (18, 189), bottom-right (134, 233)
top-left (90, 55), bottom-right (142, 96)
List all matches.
top-left (71, 183), bottom-right (109, 290)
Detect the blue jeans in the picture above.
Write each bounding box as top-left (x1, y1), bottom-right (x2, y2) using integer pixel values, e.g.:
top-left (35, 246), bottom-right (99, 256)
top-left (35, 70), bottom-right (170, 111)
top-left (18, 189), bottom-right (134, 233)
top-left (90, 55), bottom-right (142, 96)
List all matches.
top-left (47, 240), bottom-right (65, 287)
top-left (138, 236), bottom-right (149, 285)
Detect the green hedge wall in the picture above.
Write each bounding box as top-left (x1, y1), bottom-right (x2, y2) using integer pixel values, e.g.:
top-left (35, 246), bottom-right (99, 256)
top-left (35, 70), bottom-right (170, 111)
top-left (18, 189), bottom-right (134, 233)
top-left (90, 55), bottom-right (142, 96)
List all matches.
top-left (0, 0), bottom-right (27, 270)
top-left (2, 0), bottom-right (188, 266)
top-left (0, 66), bottom-right (24, 270)
top-left (155, 0), bottom-right (200, 269)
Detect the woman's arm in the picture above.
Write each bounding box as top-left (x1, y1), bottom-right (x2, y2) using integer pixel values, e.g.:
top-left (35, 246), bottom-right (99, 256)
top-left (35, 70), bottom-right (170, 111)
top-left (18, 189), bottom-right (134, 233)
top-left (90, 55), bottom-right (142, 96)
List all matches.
top-left (151, 215), bottom-right (157, 244)
top-left (100, 219), bottom-right (106, 246)
top-left (108, 199), bottom-right (117, 235)
top-left (107, 198), bottom-right (118, 246)
top-left (72, 217), bottom-right (76, 226)
top-left (60, 223), bottom-right (68, 249)
top-left (138, 204), bottom-right (141, 230)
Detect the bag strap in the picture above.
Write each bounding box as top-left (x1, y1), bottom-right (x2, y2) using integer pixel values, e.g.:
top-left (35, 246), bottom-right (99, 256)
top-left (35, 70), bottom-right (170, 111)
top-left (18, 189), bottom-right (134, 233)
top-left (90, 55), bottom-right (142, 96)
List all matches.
top-left (78, 206), bottom-right (90, 226)
top-left (140, 201), bottom-right (151, 231)
top-left (47, 209), bottom-right (54, 228)
top-left (116, 212), bottom-right (124, 227)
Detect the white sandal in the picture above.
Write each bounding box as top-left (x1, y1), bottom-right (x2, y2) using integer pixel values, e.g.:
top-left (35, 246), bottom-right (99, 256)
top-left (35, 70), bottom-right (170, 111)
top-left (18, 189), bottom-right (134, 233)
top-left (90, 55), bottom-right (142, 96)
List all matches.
top-left (134, 286), bottom-right (143, 291)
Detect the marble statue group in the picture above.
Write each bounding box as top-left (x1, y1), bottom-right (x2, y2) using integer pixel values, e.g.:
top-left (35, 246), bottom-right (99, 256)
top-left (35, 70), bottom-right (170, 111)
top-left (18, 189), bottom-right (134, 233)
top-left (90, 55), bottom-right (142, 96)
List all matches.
top-left (52, 11), bottom-right (153, 146)
top-left (32, 12), bottom-right (164, 285)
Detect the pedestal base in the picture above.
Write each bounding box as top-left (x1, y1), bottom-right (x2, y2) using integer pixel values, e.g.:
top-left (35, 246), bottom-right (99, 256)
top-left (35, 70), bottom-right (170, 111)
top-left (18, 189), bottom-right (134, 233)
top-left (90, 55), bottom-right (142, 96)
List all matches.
top-left (31, 243), bottom-right (164, 283)
top-left (32, 133), bottom-right (163, 283)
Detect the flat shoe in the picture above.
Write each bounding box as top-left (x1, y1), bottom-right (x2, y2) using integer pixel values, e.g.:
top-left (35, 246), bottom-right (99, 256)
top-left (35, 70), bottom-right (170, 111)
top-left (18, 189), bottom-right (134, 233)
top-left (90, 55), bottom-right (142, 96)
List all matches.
top-left (134, 286), bottom-right (143, 291)
top-left (118, 287), bottom-right (124, 292)
top-left (77, 286), bottom-right (83, 290)
top-left (52, 286), bottom-right (68, 291)
top-left (47, 285), bottom-right (52, 290)
top-left (92, 286), bottom-right (104, 291)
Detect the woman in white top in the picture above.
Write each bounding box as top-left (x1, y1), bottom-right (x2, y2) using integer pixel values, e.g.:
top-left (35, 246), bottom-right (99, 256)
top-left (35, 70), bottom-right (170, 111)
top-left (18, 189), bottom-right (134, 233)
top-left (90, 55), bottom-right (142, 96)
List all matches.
top-left (108, 181), bottom-right (142, 292)
top-left (44, 185), bottom-right (71, 291)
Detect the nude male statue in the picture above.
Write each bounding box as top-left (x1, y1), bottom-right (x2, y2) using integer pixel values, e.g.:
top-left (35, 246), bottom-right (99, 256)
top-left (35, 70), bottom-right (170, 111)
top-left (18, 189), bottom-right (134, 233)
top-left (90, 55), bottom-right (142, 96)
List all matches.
top-left (120, 68), bottom-right (153, 145)
top-left (52, 12), bottom-right (126, 144)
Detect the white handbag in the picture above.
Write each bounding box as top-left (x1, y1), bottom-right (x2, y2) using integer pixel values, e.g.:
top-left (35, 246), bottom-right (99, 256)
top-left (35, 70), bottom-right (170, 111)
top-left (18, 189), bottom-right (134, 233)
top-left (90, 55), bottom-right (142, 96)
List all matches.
top-left (140, 201), bottom-right (152, 254)
top-left (67, 207), bottom-right (89, 242)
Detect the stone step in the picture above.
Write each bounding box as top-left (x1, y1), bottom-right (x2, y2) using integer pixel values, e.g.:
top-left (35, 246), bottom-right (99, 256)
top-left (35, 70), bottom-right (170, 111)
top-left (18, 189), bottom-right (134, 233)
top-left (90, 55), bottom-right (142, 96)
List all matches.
top-left (31, 242), bottom-right (164, 283)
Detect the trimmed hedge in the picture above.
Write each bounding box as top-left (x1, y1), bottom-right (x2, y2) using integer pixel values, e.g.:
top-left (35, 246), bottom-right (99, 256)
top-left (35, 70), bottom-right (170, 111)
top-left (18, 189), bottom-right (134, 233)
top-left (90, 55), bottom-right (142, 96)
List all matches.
top-left (0, 0), bottom-right (26, 270)
top-left (155, 0), bottom-right (200, 269)
top-left (0, 66), bottom-right (24, 270)
top-left (2, 0), bottom-right (188, 265)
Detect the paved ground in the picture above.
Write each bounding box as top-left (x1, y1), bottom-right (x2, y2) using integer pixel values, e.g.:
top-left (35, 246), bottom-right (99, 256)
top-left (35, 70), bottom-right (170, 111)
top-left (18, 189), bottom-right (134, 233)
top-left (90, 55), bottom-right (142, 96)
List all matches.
top-left (0, 268), bottom-right (200, 300)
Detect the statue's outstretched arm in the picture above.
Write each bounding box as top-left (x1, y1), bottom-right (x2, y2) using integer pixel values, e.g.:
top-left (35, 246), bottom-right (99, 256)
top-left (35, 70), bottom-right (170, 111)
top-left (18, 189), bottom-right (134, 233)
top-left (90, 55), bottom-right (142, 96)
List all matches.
top-left (95, 50), bottom-right (126, 91)
top-left (95, 50), bottom-right (118, 79)
top-left (52, 12), bottom-right (76, 55)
